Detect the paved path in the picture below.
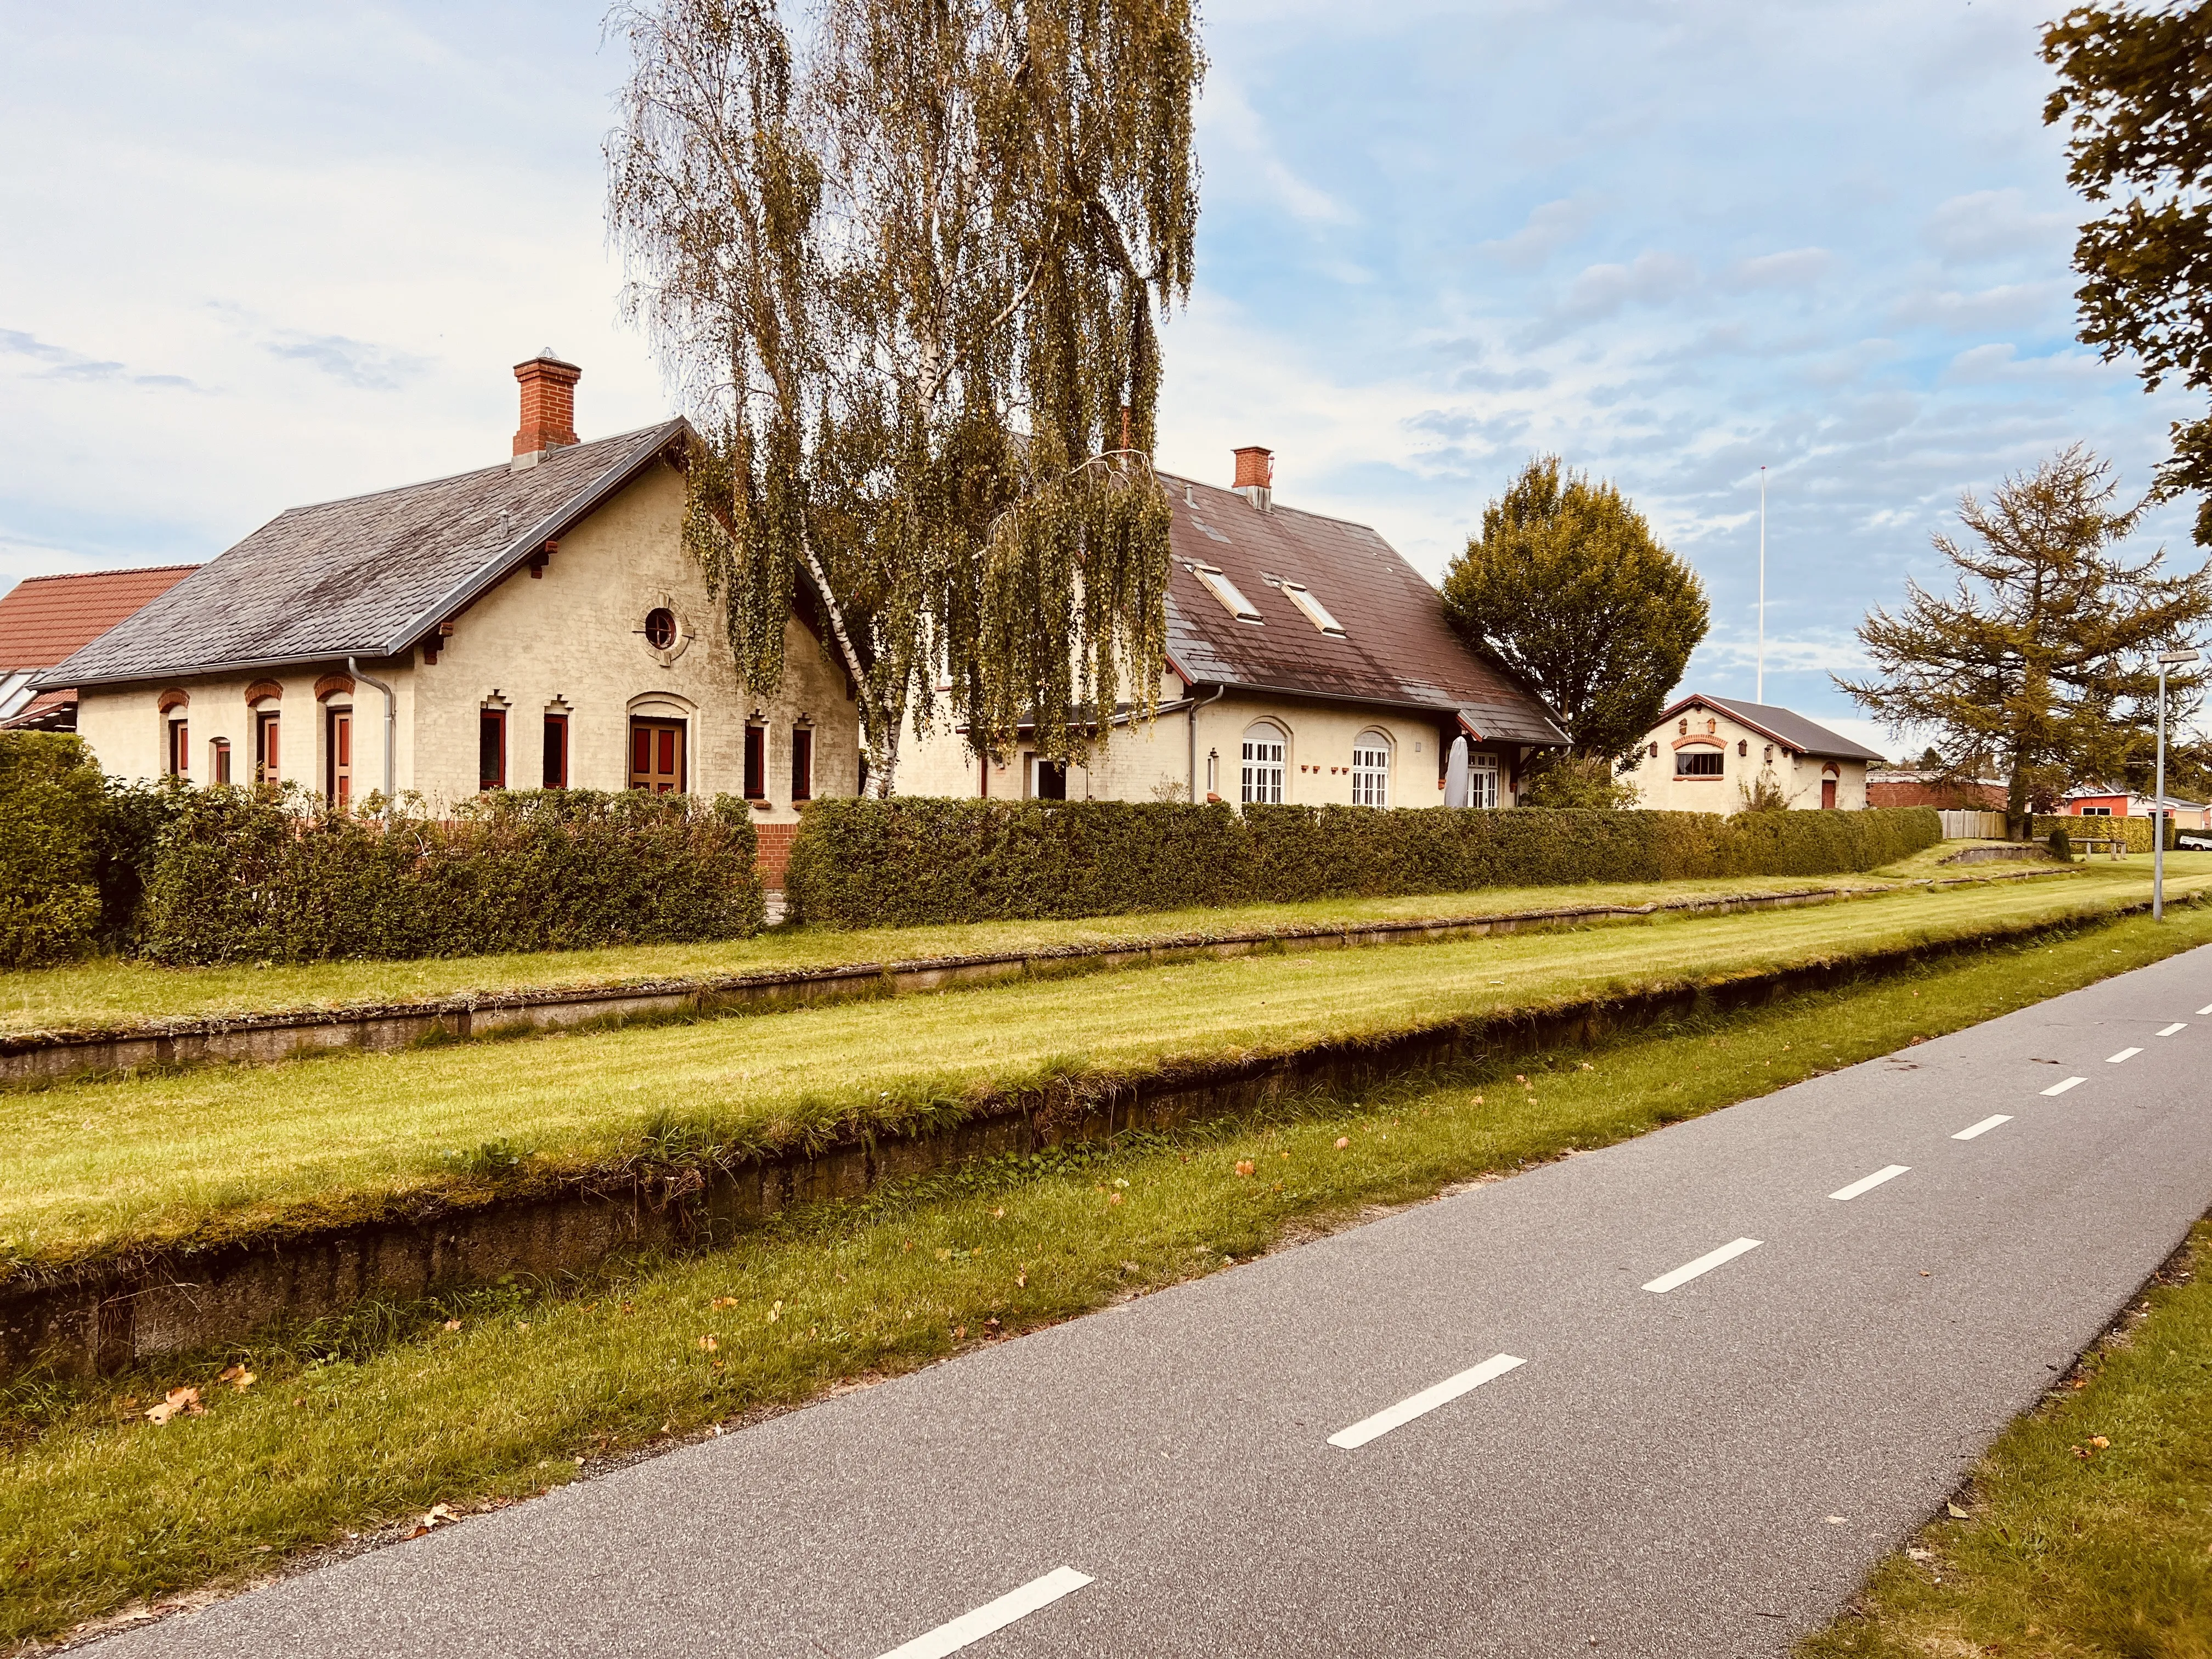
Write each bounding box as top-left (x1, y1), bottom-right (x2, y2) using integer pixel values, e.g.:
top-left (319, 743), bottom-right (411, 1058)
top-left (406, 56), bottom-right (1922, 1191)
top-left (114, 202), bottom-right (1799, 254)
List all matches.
top-left (98, 946), bottom-right (2212, 1658)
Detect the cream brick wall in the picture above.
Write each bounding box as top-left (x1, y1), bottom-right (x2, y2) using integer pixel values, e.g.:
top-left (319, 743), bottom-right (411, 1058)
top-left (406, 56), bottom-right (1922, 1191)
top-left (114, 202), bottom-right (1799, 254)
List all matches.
top-left (898, 685), bottom-right (1521, 809)
top-left (72, 464), bottom-right (857, 822)
top-left (1619, 704), bottom-right (1867, 812)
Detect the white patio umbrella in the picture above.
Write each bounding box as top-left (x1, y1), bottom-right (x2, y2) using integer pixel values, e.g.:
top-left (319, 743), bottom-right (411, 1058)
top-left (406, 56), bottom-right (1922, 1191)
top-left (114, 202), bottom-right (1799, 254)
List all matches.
top-left (1444, 735), bottom-right (1470, 808)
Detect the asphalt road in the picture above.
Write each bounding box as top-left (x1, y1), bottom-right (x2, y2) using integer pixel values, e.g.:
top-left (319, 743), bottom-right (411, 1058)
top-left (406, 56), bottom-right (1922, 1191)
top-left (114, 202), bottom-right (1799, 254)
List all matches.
top-left (94, 944), bottom-right (2212, 1658)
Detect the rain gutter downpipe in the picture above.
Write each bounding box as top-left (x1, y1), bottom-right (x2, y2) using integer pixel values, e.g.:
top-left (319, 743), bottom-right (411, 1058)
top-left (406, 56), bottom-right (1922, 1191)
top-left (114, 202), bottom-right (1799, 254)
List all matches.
top-left (348, 656), bottom-right (397, 810)
top-left (1188, 683), bottom-right (1227, 803)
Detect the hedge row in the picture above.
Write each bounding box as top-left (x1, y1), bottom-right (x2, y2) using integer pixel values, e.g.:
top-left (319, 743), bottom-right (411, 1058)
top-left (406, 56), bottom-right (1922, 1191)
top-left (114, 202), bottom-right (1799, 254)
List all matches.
top-left (783, 798), bottom-right (1944, 928)
top-left (2033, 814), bottom-right (2160, 853)
top-left (144, 788), bottom-right (765, 965)
top-left (0, 733), bottom-right (108, 968)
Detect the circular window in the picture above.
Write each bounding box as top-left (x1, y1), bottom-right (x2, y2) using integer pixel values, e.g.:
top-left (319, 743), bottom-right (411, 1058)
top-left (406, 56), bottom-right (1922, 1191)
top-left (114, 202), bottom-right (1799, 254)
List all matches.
top-left (644, 607), bottom-right (677, 650)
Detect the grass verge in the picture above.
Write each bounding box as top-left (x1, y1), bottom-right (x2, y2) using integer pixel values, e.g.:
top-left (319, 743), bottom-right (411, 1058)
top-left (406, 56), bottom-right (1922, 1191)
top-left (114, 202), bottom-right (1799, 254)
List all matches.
top-left (1, 868), bottom-right (2202, 1272)
top-left (0, 842), bottom-right (2090, 1038)
top-left (1799, 1222), bottom-right (2212, 1658)
top-left (2, 902), bottom-right (2208, 1649)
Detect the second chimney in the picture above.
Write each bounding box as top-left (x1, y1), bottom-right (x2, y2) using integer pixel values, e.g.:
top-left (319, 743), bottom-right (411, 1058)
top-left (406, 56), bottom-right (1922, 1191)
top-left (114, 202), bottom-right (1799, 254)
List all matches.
top-left (1233, 445), bottom-right (1273, 510)
top-left (512, 349), bottom-right (582, 467)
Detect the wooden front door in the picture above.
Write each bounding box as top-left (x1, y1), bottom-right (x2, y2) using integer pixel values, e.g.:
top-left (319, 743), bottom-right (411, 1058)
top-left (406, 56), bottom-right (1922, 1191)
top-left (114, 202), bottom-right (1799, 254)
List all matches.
top-left (630, 718), bottom-right (686, 794)
top-left (1820, 777), bottom-right (1838, 810)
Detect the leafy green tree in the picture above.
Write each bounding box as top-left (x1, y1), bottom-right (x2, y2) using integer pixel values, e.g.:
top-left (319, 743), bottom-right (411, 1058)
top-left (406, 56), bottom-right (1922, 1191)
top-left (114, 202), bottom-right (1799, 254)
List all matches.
top-left (1441, 456), bottom-right (1708, 761)
top-left (0, 732), bottom-right (106, 967)
top-left (1837, 445), bottom-right (2211, 821)
top-left (607, 0), bottom-right (1201, 791)
top-left (2044, 4), bottom-right (2212, 539)
top-left (1516, 752), bottom-right (1640, 810)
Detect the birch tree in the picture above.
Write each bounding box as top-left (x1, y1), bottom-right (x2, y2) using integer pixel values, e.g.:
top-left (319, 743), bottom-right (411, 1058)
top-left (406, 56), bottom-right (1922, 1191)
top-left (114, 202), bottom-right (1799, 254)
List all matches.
top-left (606, 0), bottom-right (1200, 792)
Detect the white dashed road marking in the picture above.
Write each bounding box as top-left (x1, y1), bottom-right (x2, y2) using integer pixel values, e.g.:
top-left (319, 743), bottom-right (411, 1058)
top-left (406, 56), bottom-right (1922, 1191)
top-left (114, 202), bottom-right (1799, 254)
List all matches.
top-left (2107, 1047), bottom-right (2143, 1064)
top-left (1829, 1165), bottom-right (1910, 1201)
top-left (2159, 1022), bottom-right (2188, 1037)
top-left (2042, 1076), bottom-right (2086, 1096)
top-left (873, 1568), bottom-right (1094, 1659)
top-left (2199, 1003), bottom-right (2212, 1015)
top-left (1643, 1238), bottom-right (1763, 1294)
top-left (1953, 1115), bottom-right (2012, 1141)
top-left (1328, 1354), bottom-right (1526, 1449)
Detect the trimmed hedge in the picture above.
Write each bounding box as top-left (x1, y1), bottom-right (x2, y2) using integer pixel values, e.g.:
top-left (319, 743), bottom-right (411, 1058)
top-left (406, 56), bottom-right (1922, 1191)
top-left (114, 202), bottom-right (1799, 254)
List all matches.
top-left (2034, 813), bottom-right (2157, 853)
top-left (0, 733), bottom-right (108, 967)
top-left (144, 788), bottom-right (765, 964)
top-left (785, 798), bottom-right (1943, 928)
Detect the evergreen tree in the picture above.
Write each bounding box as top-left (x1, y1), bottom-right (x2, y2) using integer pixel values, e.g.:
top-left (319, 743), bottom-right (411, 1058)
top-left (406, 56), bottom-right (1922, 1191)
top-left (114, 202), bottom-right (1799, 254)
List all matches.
top-left (1441, 456), bottom-right (1707, 761)
top-left (607, 0), bottom-right (1201, 791)
top-left (1837, 445), bottom-right (2211, 820)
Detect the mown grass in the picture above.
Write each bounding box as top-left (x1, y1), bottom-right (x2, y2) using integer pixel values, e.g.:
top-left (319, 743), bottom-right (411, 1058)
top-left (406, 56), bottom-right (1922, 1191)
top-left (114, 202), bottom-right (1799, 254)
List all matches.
top-left (1801, 1222), bottom-right (2212, 1659)
top-left (0, 842), bottom-right (2090, 1037)
top-left (2, 901), bottom-right (2205, 1649)
top-left (1, 868), bottom-right (2202, 1271)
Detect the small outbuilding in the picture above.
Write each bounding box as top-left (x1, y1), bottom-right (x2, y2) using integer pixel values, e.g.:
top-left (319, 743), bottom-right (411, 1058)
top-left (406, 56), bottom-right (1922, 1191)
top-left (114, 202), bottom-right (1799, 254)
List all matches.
top-left (1622, 694), bottom-right (1883, 811)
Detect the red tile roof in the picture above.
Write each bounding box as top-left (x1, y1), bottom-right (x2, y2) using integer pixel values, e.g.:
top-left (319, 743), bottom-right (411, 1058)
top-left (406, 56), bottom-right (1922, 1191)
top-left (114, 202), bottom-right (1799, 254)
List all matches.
top-left (0, 565), bottom-right (200, 670)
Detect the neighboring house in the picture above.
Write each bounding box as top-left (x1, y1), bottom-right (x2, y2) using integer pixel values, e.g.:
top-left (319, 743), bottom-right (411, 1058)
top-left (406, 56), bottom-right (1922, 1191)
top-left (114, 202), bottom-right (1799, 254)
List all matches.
top-left (1623, 695), bottom-right (1883, 811)
top-left (0, 565), bottom-right (200, 731)
top-left (898, 447), bottom-right (1568, 808)
top-left (39, 353), bottom-right (857, 865)
top-left (1865, 767), bottom-right (2006, 811)
top-left (2063, 786), bottom-right (2212, 830)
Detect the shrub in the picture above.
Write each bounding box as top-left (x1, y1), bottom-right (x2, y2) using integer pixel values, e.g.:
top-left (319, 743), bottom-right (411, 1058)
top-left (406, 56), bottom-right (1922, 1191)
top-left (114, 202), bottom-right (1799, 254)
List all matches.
top-left (143, 788), bottom-right (764, 964)
top-left (786, 798), bottom-right (1943, 927)
top-left (2049, 826), bottom-right (2075, 863)
top-left (784, 798), bottom-right (1250, 928)
top-left (0, 733), bottom-right (107, 967)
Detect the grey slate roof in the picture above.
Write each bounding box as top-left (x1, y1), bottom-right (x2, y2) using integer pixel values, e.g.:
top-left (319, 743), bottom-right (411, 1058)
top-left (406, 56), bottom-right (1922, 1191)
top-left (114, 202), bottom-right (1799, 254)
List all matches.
top-left (1665, 694), bottom-right (1886, 763)
top-left (40, 420), bottom-right (689, 689)
top-left (1158, 473), bottom-right (1568, 746)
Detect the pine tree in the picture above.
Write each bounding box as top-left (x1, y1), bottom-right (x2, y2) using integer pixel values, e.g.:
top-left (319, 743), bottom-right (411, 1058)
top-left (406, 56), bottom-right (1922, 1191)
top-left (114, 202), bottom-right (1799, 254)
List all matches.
top-left (607, 0), bottom-right (1201, 791)
top-left (1837, 445), bottom-right (2211, 820)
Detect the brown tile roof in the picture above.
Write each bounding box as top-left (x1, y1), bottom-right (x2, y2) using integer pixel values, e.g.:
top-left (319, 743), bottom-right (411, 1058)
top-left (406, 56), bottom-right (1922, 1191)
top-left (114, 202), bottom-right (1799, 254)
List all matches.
top-left (0, 564), bottom-right (200, 670)
top-left (1664, 694), bottom-right (1886, 763)
top-left (40, 421), bottom-right (689, 689)
top-left (1158, 473), bottom-right (1567, 745)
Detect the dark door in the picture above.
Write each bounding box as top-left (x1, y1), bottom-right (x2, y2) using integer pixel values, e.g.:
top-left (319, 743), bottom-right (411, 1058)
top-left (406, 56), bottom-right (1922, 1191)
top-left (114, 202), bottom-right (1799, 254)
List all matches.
top-left (328, 707), bottom-right (353, 808)
top-left (1821, 777), bottom-right (1837, 810)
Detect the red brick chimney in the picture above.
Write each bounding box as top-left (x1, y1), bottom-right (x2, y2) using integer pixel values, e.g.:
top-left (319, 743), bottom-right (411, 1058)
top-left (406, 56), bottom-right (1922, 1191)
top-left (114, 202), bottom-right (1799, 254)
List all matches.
top-left (1233, 445), bottom-right (1273, 510)
top-left (512, 349), bottom-right (582, 460)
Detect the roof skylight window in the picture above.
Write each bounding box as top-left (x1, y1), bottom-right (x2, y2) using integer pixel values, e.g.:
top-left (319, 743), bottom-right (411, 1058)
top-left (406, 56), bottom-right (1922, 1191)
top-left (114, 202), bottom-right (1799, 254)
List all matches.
top-left (1278, 581), bottom-right (1346, 635)
top-left (1192, 564), bottom-right (1262, 623)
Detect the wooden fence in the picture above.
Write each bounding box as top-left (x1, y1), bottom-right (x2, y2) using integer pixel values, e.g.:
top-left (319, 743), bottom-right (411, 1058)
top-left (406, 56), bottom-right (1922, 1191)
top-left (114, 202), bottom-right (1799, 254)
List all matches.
top-left (1937, 809), bottom-right (2009, 839)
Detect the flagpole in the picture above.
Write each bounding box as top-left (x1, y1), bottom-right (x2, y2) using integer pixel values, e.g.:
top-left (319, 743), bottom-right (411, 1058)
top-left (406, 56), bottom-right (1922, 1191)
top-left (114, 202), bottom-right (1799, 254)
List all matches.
top-left (1758, 466), bottom-right (1767, 704)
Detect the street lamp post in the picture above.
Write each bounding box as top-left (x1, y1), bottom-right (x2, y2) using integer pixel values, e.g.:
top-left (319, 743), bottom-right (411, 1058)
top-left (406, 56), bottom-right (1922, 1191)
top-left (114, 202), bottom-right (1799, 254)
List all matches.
top-left (2154, 646), bottom-right (2201, 922)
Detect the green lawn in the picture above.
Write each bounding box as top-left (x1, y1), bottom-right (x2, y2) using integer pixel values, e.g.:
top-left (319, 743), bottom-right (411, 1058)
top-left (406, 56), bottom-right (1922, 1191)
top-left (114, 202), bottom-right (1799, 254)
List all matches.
top-left (0, 843), bottom-right (2091, 1038)
top-left (1802, 1222), bottom-right (2212, 1658)
top-left (0, 865), bottom-right (2200, 1272)
top-left (2, 900), bottom-right (2205, 1650)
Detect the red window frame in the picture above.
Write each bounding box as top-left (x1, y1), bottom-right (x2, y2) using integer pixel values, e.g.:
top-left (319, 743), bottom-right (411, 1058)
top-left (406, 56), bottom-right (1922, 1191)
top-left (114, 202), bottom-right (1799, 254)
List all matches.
top-left (479, 708), bottom-right (506, 791)
top-left (744, 725), bottom-right (766, 799)
top-left (165, 718), bottom-right (189, 778)
top-left (543, 713), bottom-right (568, 789)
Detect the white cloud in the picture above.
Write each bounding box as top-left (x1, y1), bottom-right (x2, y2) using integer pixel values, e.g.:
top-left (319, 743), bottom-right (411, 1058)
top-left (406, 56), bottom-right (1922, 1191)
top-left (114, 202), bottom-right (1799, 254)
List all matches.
top-left (1727, 247), bottom-right (1833, 290)
top-left (1923, 189), bottom-right (2070, 264)
top-left (1888, 282), bottom-right (2064, 334)
top-left (1196, 76), bottom-right (1355, 227)
top-left (1480, 198), bottom-right (1596, 270)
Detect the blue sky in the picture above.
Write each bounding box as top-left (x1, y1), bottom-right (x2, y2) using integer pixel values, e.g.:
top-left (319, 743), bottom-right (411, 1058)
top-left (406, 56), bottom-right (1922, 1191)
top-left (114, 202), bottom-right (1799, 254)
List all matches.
top-left (2, 0), bottom-right (2202, 753)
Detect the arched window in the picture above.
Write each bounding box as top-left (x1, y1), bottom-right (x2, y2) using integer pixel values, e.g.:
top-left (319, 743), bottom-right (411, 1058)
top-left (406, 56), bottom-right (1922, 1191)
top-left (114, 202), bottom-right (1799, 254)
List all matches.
top-left (1240, 723), bottom-right (1285, 805)
top-left (1350, 731), bottom-right (1391, 808)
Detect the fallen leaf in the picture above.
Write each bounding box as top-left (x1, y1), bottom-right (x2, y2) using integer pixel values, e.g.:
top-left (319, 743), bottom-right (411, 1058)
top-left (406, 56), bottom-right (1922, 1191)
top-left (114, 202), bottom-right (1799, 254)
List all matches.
top-left (712, 1297), bottom-right (739, 1310)
top-left (421, 1504), bottom-right (456, 1528)
top-left (768, 1301), bottom-right (783, 1323)
top-left (1120, 1261), bottom-right (1140, 1273)
top-left (442, 1319), bottom-right (462, 1331)
top-left (1947, 1502), bottom-right (1971, 1517)
top-left (697, 1335), bottom-right (719, 1352)
top-left (2090, 1435), bottom-right (2110, 1449)
top-left (953, 1325), bottom-right (967, 1340)
top-left (1334, 1137), bottom-right (1350, 1149)
top-left (1825, 1516), bottom-right (1846, 1525)
top-left (144, 1387), bottom-right (202, 1425)
top-left (1514, 1074), bottom-right (1526, 1085)
top-left (1234, 1160), bottom-right (1255, 1177)
top-left (218, 1365), bottom-right (256, 1392)
top-left (991, 1207), bottom-right (1005, 1218)
top-left (1015, 1272), bottom-right (1028, 1288)
top-left (1107, 1192), bottom-right (1124, 1206)
top-left (1279, 1152), bottom-right (1290, 1161)
top-left (935, 1247), bottom-right (952, 1261)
